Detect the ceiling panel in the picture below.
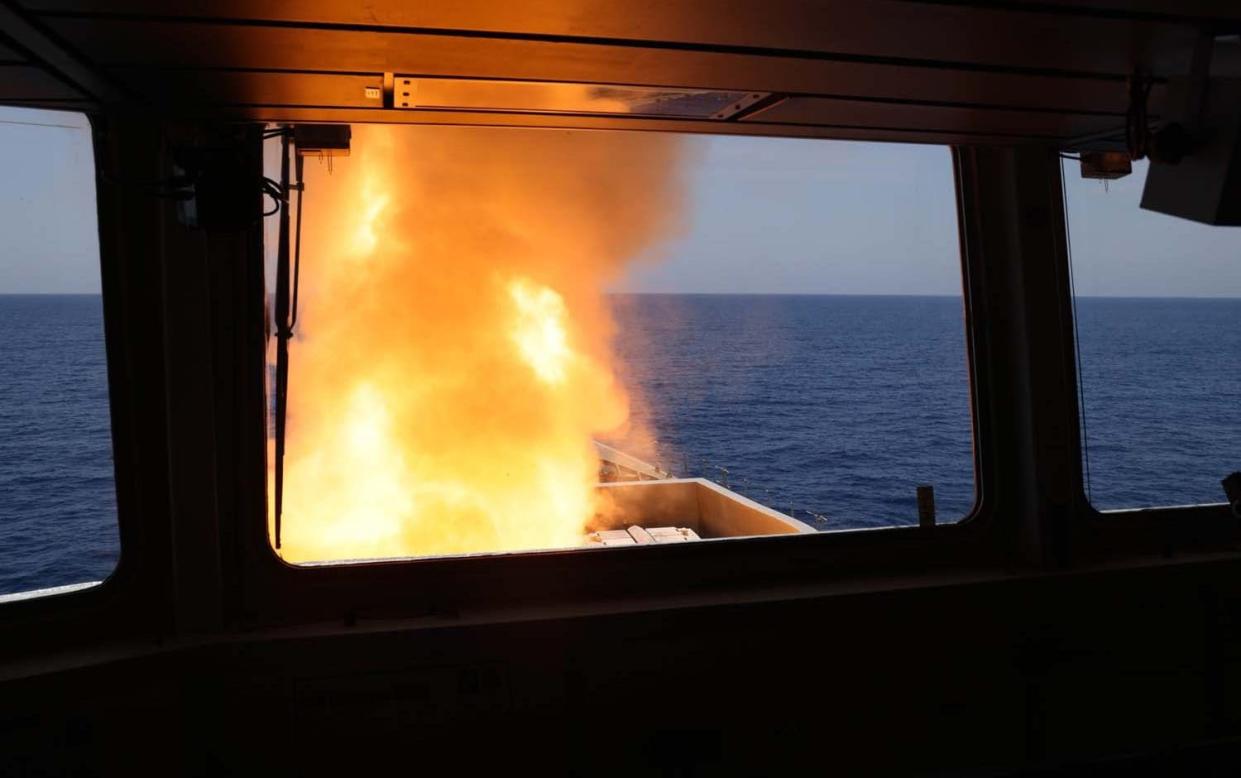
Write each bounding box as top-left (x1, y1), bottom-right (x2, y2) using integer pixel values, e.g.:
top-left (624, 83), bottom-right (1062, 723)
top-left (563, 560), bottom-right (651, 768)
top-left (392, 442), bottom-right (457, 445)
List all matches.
top-left (113, 70), bottom-right (384, 108)
top-left (19, 0), bottom-right (1211, 77)
top-left (0, 63), bottom-right (82, 100)
top-left (3, 1), bottom-right (1204, 143)
top-left (979, 0), bottom-right (1241, 22)
top-left (44, 18), bottom-right (1154, 117)
top-left (0, 40), bottom-right (24, 62)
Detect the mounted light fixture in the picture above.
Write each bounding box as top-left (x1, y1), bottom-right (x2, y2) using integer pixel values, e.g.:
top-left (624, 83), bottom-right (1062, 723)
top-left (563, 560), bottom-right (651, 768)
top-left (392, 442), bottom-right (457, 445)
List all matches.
top-left (390, 77), bottom-right (770, 120)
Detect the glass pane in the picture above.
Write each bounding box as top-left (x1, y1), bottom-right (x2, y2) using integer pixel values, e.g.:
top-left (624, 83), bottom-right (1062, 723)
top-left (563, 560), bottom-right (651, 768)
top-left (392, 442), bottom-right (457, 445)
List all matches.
top-left (267, 127), bottom-right (973, 564)
top-left (0, 107), bottom-right (118, 598)
top-left (613, 139), bottom-right (973, 527)
top-left (1064, 158), bottom-right (1241, 510)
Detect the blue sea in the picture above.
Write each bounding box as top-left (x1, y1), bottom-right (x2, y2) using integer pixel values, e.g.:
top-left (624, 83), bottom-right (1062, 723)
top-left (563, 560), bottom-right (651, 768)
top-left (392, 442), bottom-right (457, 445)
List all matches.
top-left (2, 294), bottom-right (1238, 595)
top-left (1, 295), bottom-right (119, 596)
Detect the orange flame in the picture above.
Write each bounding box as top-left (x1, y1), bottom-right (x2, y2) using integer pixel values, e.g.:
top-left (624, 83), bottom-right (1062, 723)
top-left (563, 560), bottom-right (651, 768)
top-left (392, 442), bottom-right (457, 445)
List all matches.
top-left (275, 123), bottom-right (684, 562)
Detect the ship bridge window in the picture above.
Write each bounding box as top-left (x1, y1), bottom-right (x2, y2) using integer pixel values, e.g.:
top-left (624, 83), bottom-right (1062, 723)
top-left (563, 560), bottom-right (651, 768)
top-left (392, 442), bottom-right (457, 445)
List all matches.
top-left (266, 125), bottom-right (974, 565)
top-left (0, 107), bottom-right (118, 600)
top-left (1063, 158), bottom-right (1241, 511)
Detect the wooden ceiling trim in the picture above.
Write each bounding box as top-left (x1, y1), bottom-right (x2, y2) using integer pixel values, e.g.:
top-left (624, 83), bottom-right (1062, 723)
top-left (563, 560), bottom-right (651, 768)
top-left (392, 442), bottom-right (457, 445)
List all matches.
top-left (19, 0), bottom-right (1211, 77)
top-left (45, 19), bottom-right (1152, 116)
top-left (743, 95), bottom-right (1124, 137)
top-left (0, 3), bottom-right (118, 103)
top-left (0, 63), bottom-right (84, 100)
top-left (98, 67), bottom-right (1121, 141)
top-left (109, 69), bottom-right (384, 109)
top-left (203, 103), bottom-right (1070, 146)
top-left (0, 40), bottom-right (26, 62)
top-left (107, 66), bottom-right (1141, 118)
top-left (948, 0), bottom-right (1241, 24)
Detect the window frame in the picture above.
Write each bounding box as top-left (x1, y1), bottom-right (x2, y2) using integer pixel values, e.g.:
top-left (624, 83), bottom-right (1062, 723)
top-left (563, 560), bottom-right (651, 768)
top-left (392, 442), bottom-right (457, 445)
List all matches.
top-left (1059, 159), bottom-right (1240, 523)
top-left (0, 114), bottom-right (173, 650)
top-left (10, 122), bottom-right (1231, 648)
top-left (236, 132), bottom-right (1000, 627)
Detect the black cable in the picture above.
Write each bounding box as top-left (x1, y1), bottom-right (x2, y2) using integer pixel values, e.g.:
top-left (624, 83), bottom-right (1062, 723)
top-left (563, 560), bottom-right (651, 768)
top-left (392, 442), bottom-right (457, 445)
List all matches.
top-left (273, 129), bottom-right (292, 551)
top-left (259, 176), bottom-right (286, 219)
top-left (99, 163), bottom-right (286, 223)
top-left (96, 168), bottom-right (196, 199)
top-left (270, 124), bottom-right (309, 551)
top-left (289, 156), bottom-right (305, 332)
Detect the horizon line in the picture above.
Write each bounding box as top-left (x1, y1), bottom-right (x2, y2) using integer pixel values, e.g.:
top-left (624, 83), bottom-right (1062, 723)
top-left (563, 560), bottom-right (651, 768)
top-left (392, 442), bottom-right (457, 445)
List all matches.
top-left (4, 291), bottom-right (1241, 301)
top-left (608, 291), bottom-right (1241, 300)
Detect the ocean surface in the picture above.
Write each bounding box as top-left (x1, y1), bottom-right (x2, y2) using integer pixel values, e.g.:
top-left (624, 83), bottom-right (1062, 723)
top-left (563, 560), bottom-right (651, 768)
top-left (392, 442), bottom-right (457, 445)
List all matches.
top-left (2, 294), bottom-right (1238, 595)
top-left (1, 295), bottom-right (119, 595)
top-left (608, 295), bottom-right (976, 528)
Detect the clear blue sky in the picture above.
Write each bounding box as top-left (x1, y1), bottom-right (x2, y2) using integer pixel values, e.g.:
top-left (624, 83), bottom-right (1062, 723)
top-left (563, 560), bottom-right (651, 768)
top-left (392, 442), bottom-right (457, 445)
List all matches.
top-left (618, 135), bottom-right (1241, 297)
top-left (0, 107), bottom-right (98, 294)
top-left (1063, 157), bottom-right (1241, 298)
top-left (618, 137), bottom-right (963, 295)
top-left (2, 104), bottom-right (1239, 297)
